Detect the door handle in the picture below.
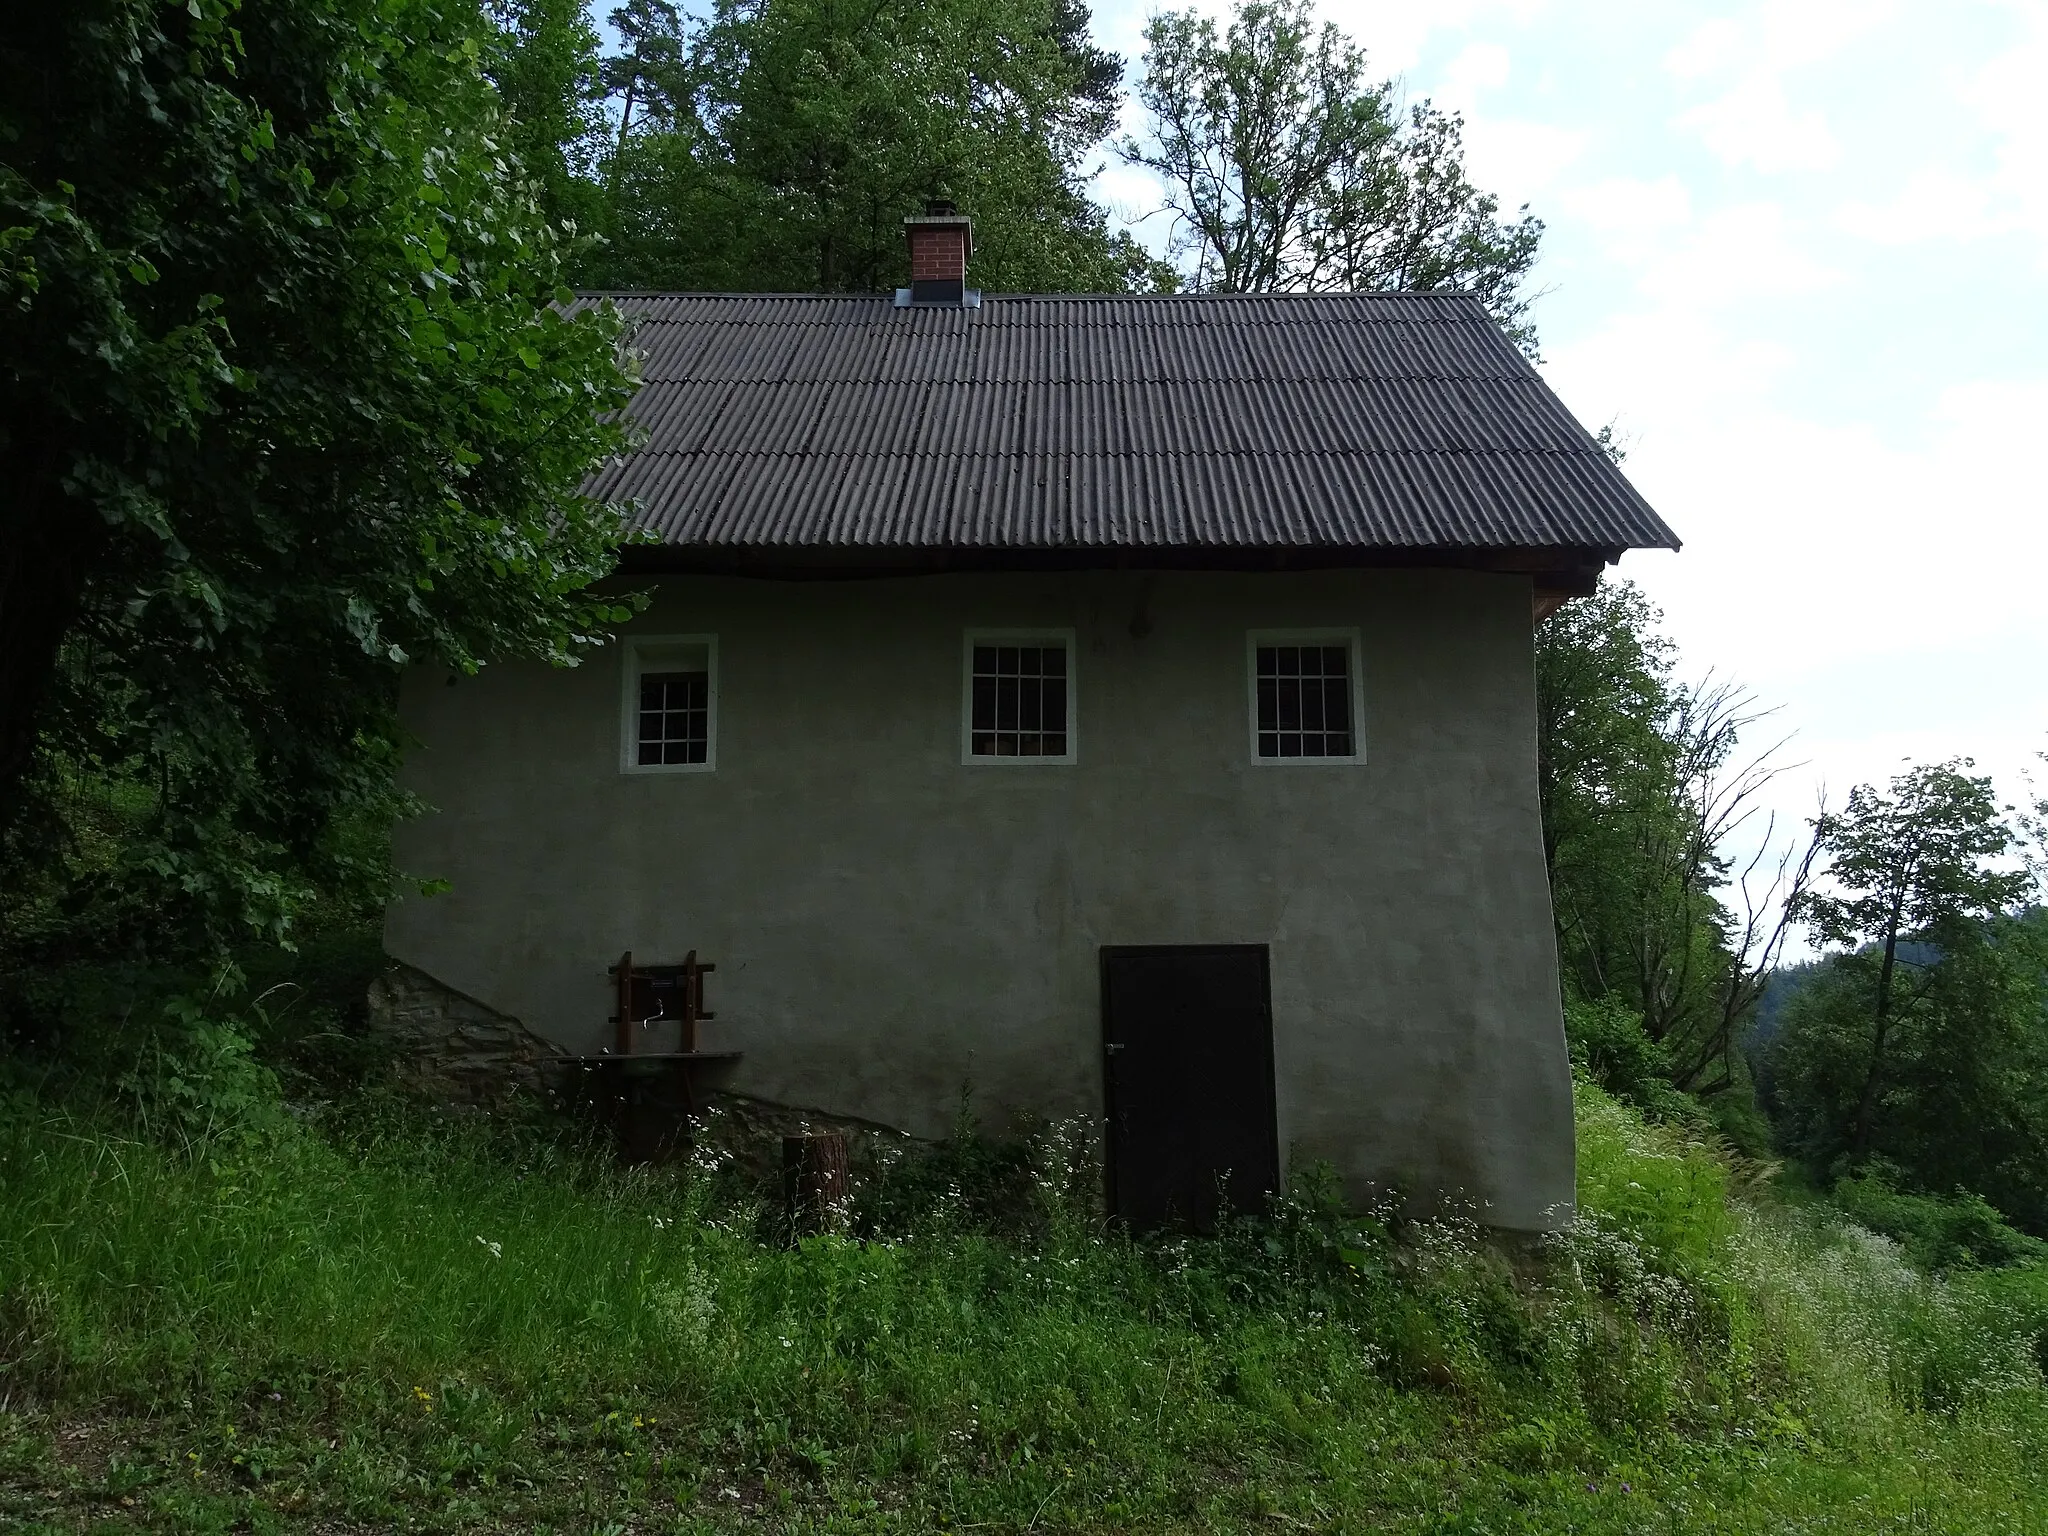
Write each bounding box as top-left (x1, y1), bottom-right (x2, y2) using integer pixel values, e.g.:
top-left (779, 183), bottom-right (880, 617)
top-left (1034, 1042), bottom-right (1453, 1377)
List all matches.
top-left (1104, 1042), bottom-right (1125, 1054)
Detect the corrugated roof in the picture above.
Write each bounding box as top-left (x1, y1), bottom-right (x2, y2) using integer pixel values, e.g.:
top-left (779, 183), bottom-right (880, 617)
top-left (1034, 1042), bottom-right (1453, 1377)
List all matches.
top-left (583, 292), bottom-right (1680, 557)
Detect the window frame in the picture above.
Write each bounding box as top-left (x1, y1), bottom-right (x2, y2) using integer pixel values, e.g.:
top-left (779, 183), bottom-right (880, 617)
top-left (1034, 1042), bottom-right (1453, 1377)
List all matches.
top-left (1245, 628), bottom-right (1366, 766)
top-left (960, 627), bottom-right (1078, 766)
top-left (619, 633), bottom-right (720, 775)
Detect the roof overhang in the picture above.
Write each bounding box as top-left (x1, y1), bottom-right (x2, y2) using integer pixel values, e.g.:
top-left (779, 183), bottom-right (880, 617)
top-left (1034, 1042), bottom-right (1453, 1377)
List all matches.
top-left (613, 542), bottom-right (1622, 587)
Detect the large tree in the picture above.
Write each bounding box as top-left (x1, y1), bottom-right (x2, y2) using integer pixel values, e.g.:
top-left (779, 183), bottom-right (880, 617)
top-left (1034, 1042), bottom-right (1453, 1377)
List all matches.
top-left (1775, 762), bottom-right (2033, 1167)
top-left (576, 0), bottom-right (1169, 293)
top-left (0, 0), bottom-right (637, 955)
top-left (484, 0), bottom-right (612, 235)
top-left (1767, 911), bottom-right (2048, 1234)
top-left (1536, 582), bottom-right (1811, 1109)
top-left (1120, 0), bottom-right (1541, 346)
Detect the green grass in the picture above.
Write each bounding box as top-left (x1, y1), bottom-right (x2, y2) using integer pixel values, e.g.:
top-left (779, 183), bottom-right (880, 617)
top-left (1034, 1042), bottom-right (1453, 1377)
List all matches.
top-left (2, 1081), bottom-right (2046, 1532)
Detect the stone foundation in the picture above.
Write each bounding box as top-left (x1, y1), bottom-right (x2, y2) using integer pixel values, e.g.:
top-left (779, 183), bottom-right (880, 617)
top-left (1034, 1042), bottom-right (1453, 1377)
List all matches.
top-left (365, 963), bottom-right (559, 1103)
top-left (363, 964), bottom-right (921, 1177)
top-left (691, 1092), bottom-right (916, 1193)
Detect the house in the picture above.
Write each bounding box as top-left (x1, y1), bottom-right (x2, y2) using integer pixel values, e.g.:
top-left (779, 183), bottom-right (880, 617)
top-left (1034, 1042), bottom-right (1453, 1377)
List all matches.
top-left (382, 206), bottom-right (1679, 1232)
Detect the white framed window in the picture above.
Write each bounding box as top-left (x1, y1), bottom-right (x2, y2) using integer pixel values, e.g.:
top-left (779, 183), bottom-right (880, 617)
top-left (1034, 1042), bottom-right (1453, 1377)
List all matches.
top-left (961, 629), bottom-right (1076, 765)
top-left (1246, 629), bottom-right (1365, 764)
top-left (620, 634), bottom-right (718, 774)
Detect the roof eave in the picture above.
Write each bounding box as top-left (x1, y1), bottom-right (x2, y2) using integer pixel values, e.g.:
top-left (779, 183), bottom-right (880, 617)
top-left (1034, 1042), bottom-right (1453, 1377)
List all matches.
top-left (611, 542), bottom-right (1643, 582)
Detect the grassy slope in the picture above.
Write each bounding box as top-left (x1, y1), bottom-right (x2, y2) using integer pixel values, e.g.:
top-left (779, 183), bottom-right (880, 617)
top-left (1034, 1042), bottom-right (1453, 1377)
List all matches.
top-left (1, 1083), bottom-right (2045, 1533)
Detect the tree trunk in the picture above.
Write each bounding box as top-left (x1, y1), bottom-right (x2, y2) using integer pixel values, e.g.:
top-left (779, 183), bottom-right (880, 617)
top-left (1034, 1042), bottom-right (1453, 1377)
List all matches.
top-left (1847, 891), bottom-right (1908, 1161)
top-left (615, 76), bottom-right (637, 158)
top-left (782, 1131), bottom-right (850, 1240)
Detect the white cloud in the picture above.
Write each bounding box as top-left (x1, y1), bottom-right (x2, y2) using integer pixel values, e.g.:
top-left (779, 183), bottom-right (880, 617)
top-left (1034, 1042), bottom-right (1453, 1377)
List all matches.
top-left (1530, 2), bottom-right (2048, 856)
top-left (1566, 176), bottom-right (1693, 234)
top-left (1610, 377), bottom-right (2048, 683)
top-left (1629, 202), bottom-right (1841, 307)
top-left (1456, 118), bottom-right (1588, 202)
top-left (1092, 161), bottom-right (1171, 223)
top-left (1318, 0), bottom-right (1545, 74)
top-left (1546, 308), bottom-right (1800, 445)
top-left (1833, 168), bottom-right (2006, 246)
top-left (1963, 2), bottom-right (2048, 261)
top-left (1564, 371), bottom-right (2048, 914)
top-left (1664, 1), bottom-right (1902, 173)
top-left (1676, 76), bottom-right (1841, 173)
top-left (1441, 40), bottom-right (1511, 103)
top-left (1663, 17), bottom-right (1745, 81)
top-left (1560, 176), bottom-right (1693, 270)
top-left (1667, 1), bottom-right (1897, 81)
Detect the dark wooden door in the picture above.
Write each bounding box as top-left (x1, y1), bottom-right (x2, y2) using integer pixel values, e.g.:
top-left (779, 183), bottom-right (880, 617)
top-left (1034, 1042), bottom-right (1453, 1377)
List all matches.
top-left (1101, 945), bottom-right (1278, 1232)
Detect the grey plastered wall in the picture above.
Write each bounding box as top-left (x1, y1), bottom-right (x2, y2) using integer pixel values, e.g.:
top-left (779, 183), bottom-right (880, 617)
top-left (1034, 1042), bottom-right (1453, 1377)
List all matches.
top-left (385, 567), bottom-right (1576, 1230)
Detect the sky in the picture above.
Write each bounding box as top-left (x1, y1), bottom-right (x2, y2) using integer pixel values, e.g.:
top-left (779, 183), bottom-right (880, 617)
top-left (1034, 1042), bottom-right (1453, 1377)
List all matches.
top-left (1090, 0), bottom-right (2048, 864)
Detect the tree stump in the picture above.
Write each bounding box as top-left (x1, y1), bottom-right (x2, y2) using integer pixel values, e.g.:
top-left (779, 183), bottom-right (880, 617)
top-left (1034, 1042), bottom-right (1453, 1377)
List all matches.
top-left (782, 1131), bottom-right (850, 1239)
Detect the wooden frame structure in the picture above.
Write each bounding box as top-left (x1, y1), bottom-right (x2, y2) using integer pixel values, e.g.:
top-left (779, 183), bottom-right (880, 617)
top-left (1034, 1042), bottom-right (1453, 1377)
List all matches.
top-left (611, 948), bottom-right (717, 1055)
top-left (545, 950), bottom-right (740, 1162)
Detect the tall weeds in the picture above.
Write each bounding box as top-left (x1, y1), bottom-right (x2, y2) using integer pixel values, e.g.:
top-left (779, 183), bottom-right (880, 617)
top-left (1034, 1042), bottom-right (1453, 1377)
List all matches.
top-left (1, 1077), bottom-right (2044, 1529)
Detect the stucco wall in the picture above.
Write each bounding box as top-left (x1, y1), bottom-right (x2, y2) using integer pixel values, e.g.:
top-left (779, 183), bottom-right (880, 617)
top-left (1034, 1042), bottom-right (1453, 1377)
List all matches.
top-left (385, 567), bottom-right (1575, 1230)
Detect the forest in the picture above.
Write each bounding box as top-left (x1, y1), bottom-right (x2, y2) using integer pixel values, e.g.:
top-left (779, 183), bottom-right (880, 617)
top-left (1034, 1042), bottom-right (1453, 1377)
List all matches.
top-left (3, 0), bottom-right (2047, 1530)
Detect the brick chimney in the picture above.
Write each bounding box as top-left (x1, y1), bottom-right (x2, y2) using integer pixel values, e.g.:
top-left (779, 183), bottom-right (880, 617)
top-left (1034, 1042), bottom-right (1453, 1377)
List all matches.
top-left (902, 199), bottom-right (973, 305)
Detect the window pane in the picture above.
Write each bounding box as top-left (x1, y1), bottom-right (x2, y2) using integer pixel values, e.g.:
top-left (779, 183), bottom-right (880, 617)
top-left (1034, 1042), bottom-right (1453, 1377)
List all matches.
top-left (637, 669), bottom-right (709, 766)
top-left (969, 642), bottom-right (1069, 757)
top-left (1301, 677), bottom-right (1326, 731)
top-left (1254, 641), bottom-right (1353, 758)
top-left (1323, 677), bottom-right (1350, 733)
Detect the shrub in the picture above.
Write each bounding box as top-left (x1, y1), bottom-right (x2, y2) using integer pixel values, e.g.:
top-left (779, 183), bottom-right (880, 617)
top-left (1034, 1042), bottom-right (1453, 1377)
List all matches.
top-left (1730, 1212), bottom-right (2044, 1415)
top-left (1573, 1071), bottom-right (1731, 1273)
top-left (1565, 997), bottom-right (1699, 1122)
top-left (1830, 1170), bottom-right (2048, 1272)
